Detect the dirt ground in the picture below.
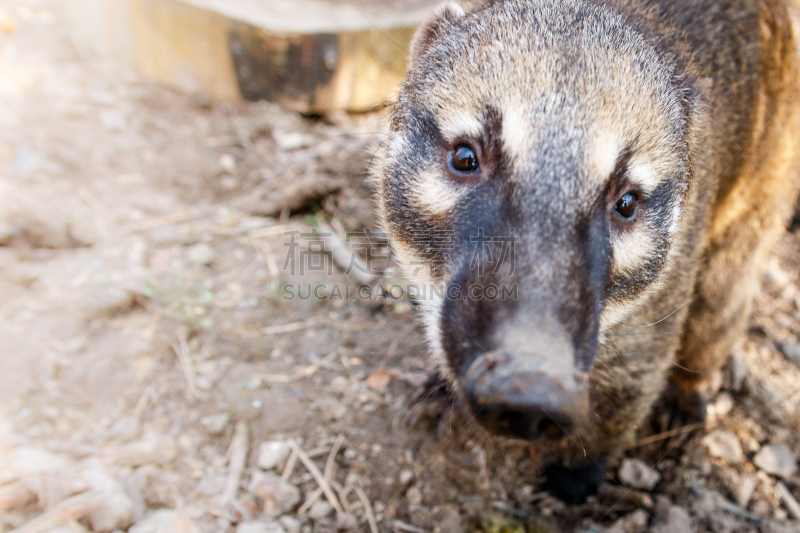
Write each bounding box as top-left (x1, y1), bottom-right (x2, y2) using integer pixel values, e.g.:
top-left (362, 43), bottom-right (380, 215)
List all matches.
top-left (2, 2), bottom-right (800, 533)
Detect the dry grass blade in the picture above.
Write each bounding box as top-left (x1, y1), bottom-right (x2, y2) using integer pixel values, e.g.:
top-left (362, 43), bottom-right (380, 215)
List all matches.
top-left (298, 435), bottom-right (347, 514)
top-left (776, 481), bottom-right (800, 520)
top-left (9, 490), bottom-right (99, 533)
top-left (353, 485), bottom-right (379, 533)
top-left (317, 221), bottom-right (378, 285)
top-left (0, 481), bottom-right (35, 511)
top-left (263, 319), bottom-right (317, 335)
top-left (281, 448), bottom-right (299, 482)
top-left (255, 351), bottom-right (339, 384)
top-left (221, 421), bottom-right (249, 506)
top-left (287, 440), bottom-right (343, 514)
top-left (624, 421), bottom-right (706, 450)
top-left (171, 326), bottom-right (200, 400)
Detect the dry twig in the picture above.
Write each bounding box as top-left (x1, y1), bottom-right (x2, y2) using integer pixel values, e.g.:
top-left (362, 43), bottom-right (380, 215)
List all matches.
top-left (9, 490), bottom-right (98, 533)
top-left (298, 436), bottom-right (345, 513)
top-left (624, 421), bottom-right (706, 450)
top-left (281, 448), bottom-right (299, 482)
top-left (221, 422), bottom-right (249, 506)
top-left (171, 326), bottom-right (200, 400)
top-left (317, 221), bottom-right (378, 285)
top-left (287, 440), bottom-right (343, 514)
top-left (255, 351), bottom-right (339, 384)
top-left (0, 481), bottom-right (35, 511)
top-left (353, 486), bottom-right (379, 533)
top-left (777, 481), bottom-right (800, 520)
top-left (263, 319), bottom-right (317, 335)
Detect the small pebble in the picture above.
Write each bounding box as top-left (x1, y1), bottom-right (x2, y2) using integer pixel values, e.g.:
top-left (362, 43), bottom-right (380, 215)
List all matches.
top-left (398, 469), bottom-right (415, 485)
top-left (278, 515), bottom-right (301, 533)
top-left (236, 521), bottom-right (285, 533)
top-left (702, 429), bottom-right (743, 463)
top-left (735, 474), bottom-right (757, 508)
top-left (335, 512), bottom-right (358, 530)
top-left (129, 509), bottom-right (199, 533)
top-left (252, 472), bottom-right (301, 516)
top-left (618, 458), bottom-right (661, 491)
top-left (609, 508), bottom-right (648, 533)
top-left (220, 154), bottom-right (237, 172)
top-left (117, 437), bottom-right (177, 466)
top-left (257, 441), bottom-right (291, 470)
top-left (406, 486), bottom-right (422, 506)
top-left (200, 413), bottom-right (230, 435)
top-left (777, 342), bottom-right (800, 368)
top-left (307, 500), bottom-right (332, 520)
top-left (651, 506), bottom-right (691, 533)
top-left (754, 443), bottom-right (798, 478)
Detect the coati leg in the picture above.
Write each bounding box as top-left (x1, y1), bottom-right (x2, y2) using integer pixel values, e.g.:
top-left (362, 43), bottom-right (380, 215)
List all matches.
top-left (670, 140), bottom-right (800, 423)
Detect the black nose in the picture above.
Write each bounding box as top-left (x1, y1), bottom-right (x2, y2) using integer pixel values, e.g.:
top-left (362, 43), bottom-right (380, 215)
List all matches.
top-left (469, 389), bottom-right (575, 440)
top-left (467, 375), bottom-right (576, 440)
top-left (464, 351), bottom-right (585, 442)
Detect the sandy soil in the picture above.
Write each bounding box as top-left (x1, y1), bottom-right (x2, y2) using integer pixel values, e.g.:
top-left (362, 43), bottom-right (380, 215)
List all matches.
top-left (1, 2), bottom-right (800, 533)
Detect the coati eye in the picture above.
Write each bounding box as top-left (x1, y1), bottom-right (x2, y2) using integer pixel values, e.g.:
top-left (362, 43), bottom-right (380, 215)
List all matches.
top-left (449, 144), bottom-right (480, 173)
top-left (614, 192), bottom-right (638, 220)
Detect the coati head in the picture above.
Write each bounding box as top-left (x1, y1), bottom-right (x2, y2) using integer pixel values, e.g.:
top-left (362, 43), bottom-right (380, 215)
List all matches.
top-left (377, 0), bottom-right (701, 442)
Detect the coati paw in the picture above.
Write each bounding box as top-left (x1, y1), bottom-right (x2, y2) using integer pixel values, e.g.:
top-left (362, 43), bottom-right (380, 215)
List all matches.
top-left (658, 380), bottom-right (708, 431)
top-left (541, 459), bottom-right (608, 504)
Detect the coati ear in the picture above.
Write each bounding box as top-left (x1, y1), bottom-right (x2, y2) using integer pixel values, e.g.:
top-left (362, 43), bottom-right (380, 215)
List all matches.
top-left (409, 2), bottom-right (466, 67)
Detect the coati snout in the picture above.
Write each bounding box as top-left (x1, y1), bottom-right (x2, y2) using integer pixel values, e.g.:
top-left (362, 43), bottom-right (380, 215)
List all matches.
top-left (377, 0), bottom-right (800, 503)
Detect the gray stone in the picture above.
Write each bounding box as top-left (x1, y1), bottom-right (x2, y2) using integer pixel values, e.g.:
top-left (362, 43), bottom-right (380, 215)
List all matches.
top-left (651, 506), bottom-right (691, 533)
top-left (735, 474), bottom-right (757, 508)
top-left (609, 509), bottom-right (648, 533)
top-left (81, 460), bottom-right (136, 531)
top-left (439, 505), bottom-right (463, 533)
top-left (257, 440), bottom-right (291, 470)
top-left (236, 521), bottom-right (285, 533)
top-left (200, 413), bottom-right (230, 435)
top-left (129, 509), bottom-right (199, 533)
top-left (278, 515), bottom-right (301, 533)
top-left (335, 512), bottom-right (358, 530)
top-left (252, 472), bottom-right (301, 516)
top-left (398, 468), bottom-right (415, 485)
top-left (117, 437), bottom-right (178, 467)
top-left (778, 342), bottom-right (800, 368)
top-left (729, 348), bottom-right (747, 392)
top-left (702, 429), bottom-right (743, 463)
top-left (308, 500), bottom-right (333, 520)
top-left (618, 458), bottom-right (661, 491)
top-left (754, 443), bottom-right (797, 478)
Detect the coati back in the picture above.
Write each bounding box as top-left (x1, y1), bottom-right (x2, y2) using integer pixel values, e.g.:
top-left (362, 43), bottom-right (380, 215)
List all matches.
top-left (377, 0), bottom-right (800, 501)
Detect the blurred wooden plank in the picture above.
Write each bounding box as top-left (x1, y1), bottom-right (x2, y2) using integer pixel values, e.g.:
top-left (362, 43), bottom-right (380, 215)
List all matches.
top-left (67, 0), bottom-right (421, 111)
top-left (180, 0), bottom-right (432, 34)
top-left (230, 22), bottom-right (414, 112)
top-left (130, 0), bottom-right (241, 100)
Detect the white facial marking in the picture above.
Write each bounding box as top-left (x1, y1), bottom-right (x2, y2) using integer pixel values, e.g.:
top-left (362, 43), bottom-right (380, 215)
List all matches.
top-left (411, 168), bottom-right (464, 216)
top-left (439, 109), bottom-right (483, 142)
top-left (612, 227), bottom-right (654, 275)
top-left (627, 160), bottom-right (661, 194)
top-left (591, 133), bottom-right (623, 185)
top-left (501, 106), bottom-right (533, 170)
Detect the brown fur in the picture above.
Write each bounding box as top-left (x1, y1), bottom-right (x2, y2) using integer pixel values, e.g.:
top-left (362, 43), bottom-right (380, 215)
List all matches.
top-left (377, 0), bottom-right (800, 478)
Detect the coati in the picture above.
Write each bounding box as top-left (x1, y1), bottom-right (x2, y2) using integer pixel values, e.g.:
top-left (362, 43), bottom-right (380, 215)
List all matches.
top-left (376, 0), bottom-right (800, 502)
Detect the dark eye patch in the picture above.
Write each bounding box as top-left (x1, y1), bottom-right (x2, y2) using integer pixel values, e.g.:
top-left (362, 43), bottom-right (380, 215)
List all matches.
top-left (449, 144), bottom-right (480, 174)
